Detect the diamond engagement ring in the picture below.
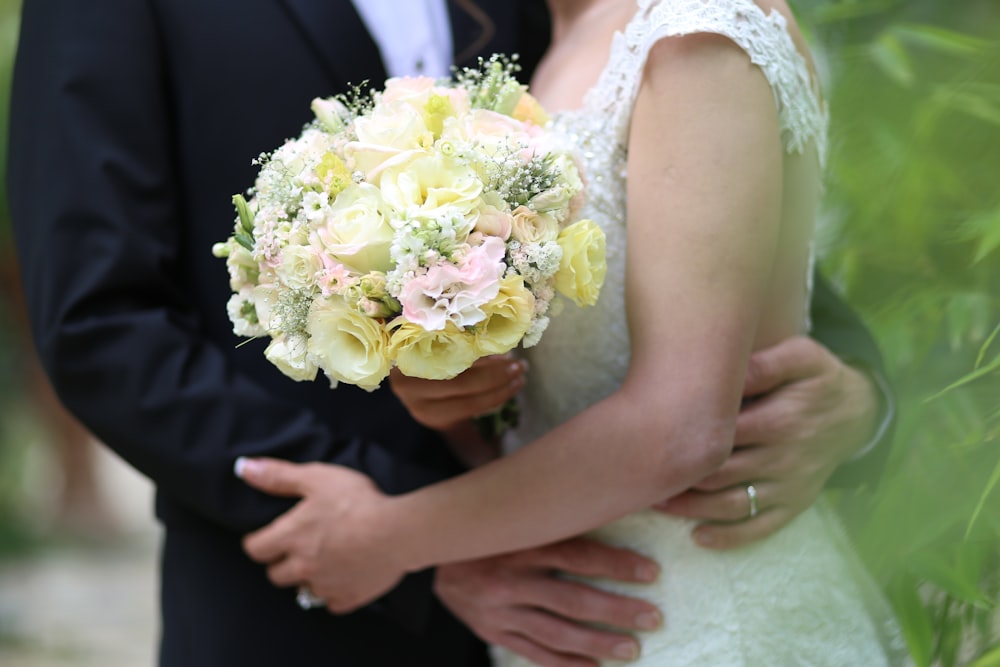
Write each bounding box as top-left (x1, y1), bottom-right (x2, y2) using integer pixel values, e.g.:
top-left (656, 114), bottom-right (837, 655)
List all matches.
top-left (745, 484), bottom-right (759, 519)
top-left (296, 586), bottom-right (325, 610)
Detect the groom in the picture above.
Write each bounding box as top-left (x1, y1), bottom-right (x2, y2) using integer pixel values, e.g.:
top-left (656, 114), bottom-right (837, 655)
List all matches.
top-left (8, 0), bottom-right (891, 665)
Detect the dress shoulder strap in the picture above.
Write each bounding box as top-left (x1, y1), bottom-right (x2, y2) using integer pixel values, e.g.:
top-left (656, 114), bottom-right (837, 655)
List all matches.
top-left (587, 0), bottom-right (828, 165)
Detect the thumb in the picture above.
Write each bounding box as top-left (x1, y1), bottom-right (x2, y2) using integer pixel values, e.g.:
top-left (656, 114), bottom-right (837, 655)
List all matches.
top-left (235, 457), bottom-right (308, 498)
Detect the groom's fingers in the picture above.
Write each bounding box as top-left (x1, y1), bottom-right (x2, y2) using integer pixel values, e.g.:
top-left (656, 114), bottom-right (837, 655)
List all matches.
top-left (500, 608), bottom-right (640, 665)
top-left (519, 538), bottom-right (660, 583)
top-left (691, 508), bottom-right (792, 549)
top-left (496, 631), bottom-right (598, 667)
top-left (742, 336), bottom-right (824, 397)
top-left (518, 577), bottom-right (662, 632)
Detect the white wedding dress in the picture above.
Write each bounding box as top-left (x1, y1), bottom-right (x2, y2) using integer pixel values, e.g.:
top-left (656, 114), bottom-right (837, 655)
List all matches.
top-left (496, 1), bottom-right (911, 665)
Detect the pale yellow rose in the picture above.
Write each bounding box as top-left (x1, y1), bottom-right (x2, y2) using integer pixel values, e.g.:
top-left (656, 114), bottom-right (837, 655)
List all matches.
top-left (510, 205), bottom-right (560, 244)
top-left (265, 334), bottom-right (318, 383)
top-left (375, 152), bottom-right (482, 222)
top-left (314, 183), bottom-right (394, 274)
top-left (511, 91), bottom-right (550, 127)
top-left (555, 220), bottom-right (607, 307)
top-left (389, 320), bottom-right (478, 380)
top-left (475, 274), bottom-right (536, 356)
top-left (307, 296), bottom-right (391, 392)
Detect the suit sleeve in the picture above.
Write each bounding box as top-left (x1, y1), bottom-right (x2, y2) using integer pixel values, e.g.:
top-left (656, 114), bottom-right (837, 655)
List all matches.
top-left (809, 270), bottom-right (896, 489)
top-left (8, 0), bottom-right (456, 534)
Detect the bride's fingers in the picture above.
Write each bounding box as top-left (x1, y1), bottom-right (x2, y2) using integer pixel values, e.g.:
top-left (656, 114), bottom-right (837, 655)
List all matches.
top-left (265, 555), bottom-right (306, 588)
top-left (390, 357), bottom-right (525, 401)
top-left (655, 484), bottom-right (772, 522)
top-left (691, 507), bottom-right (793, 550)
top-left (691, 444), bottom-right (783, 492)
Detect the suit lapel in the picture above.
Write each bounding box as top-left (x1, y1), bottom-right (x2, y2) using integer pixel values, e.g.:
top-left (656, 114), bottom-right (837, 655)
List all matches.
top-left (277, 0), bottom-right (388, 90)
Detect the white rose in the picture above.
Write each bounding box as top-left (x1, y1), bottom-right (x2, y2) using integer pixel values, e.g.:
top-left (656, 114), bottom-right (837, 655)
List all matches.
top-left (275, 244), bottom-right (322, 291)
top-left (264, 334), bottom-right (318, 383)
top-left (347, 101), bottom-right (433, 174)
top-left (313, 183), bottom-right (395, 274)
top-left (510, 205), bottom-right (560, 244)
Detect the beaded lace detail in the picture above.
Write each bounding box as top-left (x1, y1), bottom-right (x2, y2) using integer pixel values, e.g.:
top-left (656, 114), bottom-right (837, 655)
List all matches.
top-left (495, 2), bottom-right (910, 666)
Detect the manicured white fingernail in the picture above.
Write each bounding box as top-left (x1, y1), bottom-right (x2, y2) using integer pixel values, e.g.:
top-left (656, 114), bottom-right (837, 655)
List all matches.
top-left (636, 610), bottom-right (662, 630)
top-left (234, 457), bottom-right (263, 478)
top-left (613, 642), bottom-right (639, 660)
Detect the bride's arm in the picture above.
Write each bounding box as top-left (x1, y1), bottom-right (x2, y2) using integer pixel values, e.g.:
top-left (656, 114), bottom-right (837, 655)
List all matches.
top-left (240, 33), bottom-right (784, 608)
top-left (383, 32), bottom-right (783, 568)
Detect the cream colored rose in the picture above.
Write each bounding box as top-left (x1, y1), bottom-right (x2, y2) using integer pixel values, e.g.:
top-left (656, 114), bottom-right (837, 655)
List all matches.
top-left (275, 244), bottom-right (322, 291)
top-left (389, 320), bottom-right (478, 380)
top-left (555, 220), bottom-right (607, 307)
top-left (311, 96), bottom-right (350, 133)
top-left (348, 101), bottom-right (433, 174)
top-left (307, 296), bottom-right (391, 392)
top-left (265, 334), bottom-right (318, 383)
top-left (475, 274), bottom-right (536, 356)
top-left (314, 183), bottom-right (394, 274)
top-left (510, 205), bottom-right (560, 244)
top-left (375, 152), bottom-right (482, 221)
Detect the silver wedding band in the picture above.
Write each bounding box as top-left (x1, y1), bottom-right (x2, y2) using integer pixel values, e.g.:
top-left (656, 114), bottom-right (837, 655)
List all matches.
top-left (745, 484), bottom-right (759, 519)
top-left (296, 585), bottom-right (325, 610)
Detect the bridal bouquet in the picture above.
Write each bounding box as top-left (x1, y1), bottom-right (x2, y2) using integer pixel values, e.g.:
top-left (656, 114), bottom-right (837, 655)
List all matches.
top-left (214, 56), bottom-right (605, 391)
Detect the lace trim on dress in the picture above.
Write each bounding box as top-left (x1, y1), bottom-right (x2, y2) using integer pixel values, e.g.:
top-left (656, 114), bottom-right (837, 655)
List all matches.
top-left (586, 0), bottom-right (829, 168)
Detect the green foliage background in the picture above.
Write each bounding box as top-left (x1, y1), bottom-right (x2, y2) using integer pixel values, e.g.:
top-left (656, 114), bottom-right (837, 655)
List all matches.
top-left (793, 1), bottom-right (1000, 664)
top-left (0, 0), bottom-right (996, 663)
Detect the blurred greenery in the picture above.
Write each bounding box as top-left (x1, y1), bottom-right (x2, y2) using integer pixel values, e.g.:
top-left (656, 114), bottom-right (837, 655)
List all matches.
top-left (0, 0), bottom-right (996, 662)
top-left (794, 0), bottom-right (1000, 664)
top-left (0, 0), bottom-right (31, 557)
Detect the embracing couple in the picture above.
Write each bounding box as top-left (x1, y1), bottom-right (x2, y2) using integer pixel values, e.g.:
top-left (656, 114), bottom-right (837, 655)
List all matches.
top-left (10, 0), bottom-right (911, 665)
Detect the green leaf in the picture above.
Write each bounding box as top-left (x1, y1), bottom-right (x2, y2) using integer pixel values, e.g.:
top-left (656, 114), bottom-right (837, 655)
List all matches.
top-left (956, 209), bottom-right (1000, 264)
top-left (925, 353), bottom-right (1000, 401)
top-left (976, 322), bottom-right (1000, 369)
top-left (965, 456), bottom-right (1000, 540)
top-left (968, 642), bottom-right (1000, 667)
top-left (909, 553), bottom-right (992, 608)
top-left (889, 577), bottom-right (935, 667)
top-left (892, 24), bottom-right (990, 57)
top-left (870, 32), bottom-right (915, 87)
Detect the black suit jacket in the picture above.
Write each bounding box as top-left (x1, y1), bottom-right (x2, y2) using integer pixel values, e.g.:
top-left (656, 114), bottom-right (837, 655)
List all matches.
top-left (8, 0), bottom-right (886, 665)
top-left (9, 1), bottom-right (548, 665)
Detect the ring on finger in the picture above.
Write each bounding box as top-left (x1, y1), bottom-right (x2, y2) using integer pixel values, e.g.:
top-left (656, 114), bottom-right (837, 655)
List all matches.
top-left (745, 484), bottom-right (759, 519)
top-left (296, 585), bottom-right (325, 610)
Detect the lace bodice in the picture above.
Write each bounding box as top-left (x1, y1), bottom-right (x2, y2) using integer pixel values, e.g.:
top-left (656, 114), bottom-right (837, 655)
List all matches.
top-left (497, 2), bottom-right (908, 665)
top-left (512, 0), bottom-right (830, 432)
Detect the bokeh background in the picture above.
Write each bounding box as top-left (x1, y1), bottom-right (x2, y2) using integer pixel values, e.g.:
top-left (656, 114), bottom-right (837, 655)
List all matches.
top-left (0, 0), bottom-right (997, 665)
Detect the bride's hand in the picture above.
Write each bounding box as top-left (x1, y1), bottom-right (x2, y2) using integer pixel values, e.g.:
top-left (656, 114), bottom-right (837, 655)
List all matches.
top-left (389, 354), bottom-right (527, 431)
top-left (657, 336), bottom-right (880, 549)
top-left (236, 457), bottom-right (406, 613)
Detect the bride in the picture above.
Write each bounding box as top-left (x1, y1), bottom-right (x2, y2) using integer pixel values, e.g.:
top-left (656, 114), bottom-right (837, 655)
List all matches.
top-left (237, 0), bottom-right (909, 663)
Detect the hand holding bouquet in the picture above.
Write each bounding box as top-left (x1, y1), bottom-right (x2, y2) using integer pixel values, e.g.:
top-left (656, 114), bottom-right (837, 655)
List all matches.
top-left (214, 56), bottom-right (606, 391)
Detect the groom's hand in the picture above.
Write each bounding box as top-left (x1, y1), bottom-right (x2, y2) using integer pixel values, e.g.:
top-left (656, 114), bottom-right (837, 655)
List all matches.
top-left (435, 537), bottom-right (662, 667)
top-left (657, 336), bottom-right (879, 549)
